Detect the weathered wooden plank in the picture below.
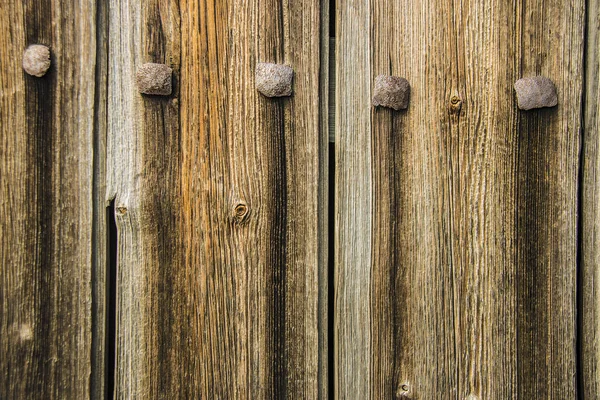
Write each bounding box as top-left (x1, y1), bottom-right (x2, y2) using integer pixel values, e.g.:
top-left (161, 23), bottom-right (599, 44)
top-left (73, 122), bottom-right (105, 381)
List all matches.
top-left (515, 2), bottom-right (582, 397)
top-left (0, 1), bottom-right (105, 399)
top-left (370, 2), bottom-right (459, 397)
top-left (334, 0), bottom-right (372, 398)
top-left (336, 0), bottom-right (583, 398)
top-left (582, 0), bottom-right (600, 396)
top-left (107, 0), bottom-right (328, 397)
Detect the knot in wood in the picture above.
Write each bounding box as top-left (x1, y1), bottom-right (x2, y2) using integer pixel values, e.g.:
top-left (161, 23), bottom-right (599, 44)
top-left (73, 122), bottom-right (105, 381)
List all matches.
top-left (449, 95), bottom-right (462, 114)
top-left (22, 45), bottom-right (51, 77)
top-left (514, 76), bottom-right (557, 110)
top-left (233, 202), bottom-right (250, 224)
top-left (395, 383), bottom-right (411, 398)
top-left (372, 75), bottom-right (410, 110)
top-left (136, 63), bottom-right (173, 96)
top-left (116, 206), bottom-right (128, 215)
top-left (255, 63), bottom-right (294, 97)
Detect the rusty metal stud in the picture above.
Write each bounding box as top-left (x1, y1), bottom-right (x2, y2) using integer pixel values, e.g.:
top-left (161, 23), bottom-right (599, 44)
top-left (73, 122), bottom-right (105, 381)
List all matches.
top-left (23, 45), bottom-right (51, 77)
top-left (373, 75), bottom-right (410, 110)
top-left (255, 62), bottom-right (294, 97)
top-left (136, 63), bottom-right (173, 96)
top-left (514, 76), bottom-right (557, 110)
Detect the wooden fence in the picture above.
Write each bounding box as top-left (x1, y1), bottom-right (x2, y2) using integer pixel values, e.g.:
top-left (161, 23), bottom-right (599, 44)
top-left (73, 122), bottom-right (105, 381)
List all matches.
top-left (1, 0), bottom-right (599, 398)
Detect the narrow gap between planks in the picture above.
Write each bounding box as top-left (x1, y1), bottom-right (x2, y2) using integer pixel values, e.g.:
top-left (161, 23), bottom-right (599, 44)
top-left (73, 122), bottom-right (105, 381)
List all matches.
top-left (105, 201), bottom-right (117, 400)
top-left (328, 0), bottom-right (337, 399)
top-left (575, 0), bottom-right (591, 396)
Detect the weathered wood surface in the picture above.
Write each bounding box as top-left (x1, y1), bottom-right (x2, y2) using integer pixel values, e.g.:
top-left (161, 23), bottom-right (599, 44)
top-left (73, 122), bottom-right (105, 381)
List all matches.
top-left (107, 0), bottom-right (328, 398)
top-left (335, 0), bottom-right (584, 398)
top-left (582, 0), bottom-right (600, 396)
top-left (0, 1), bottom-right (106, 399)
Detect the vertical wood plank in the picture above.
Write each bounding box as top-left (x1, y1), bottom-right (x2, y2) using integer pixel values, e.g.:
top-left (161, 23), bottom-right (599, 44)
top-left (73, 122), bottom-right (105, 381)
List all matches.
top-left (334, 0), bottom-right (372, 398)
top-left (582, 0), bottom-right (600, 396)
top-left (336, 0), bottom-right (583, 398)
top-left (0, 0), bottom-right (105, 398)
top-left (107, 1), bottom-right (183, 397)
top-left (515, 1), bottom-right (582, 397)
top-left (370, 1), bottom-right (459, 397)
top-left (108, 0), bottom-right (328, 397)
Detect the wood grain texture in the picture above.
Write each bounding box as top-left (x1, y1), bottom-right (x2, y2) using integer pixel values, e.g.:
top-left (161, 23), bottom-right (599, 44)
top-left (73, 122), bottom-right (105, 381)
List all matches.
top-left (0, 0), bottom-right (105, 399)
top-left (334, 0), bottom-right (372, 398)
top-left (335, 0), bottom-right (583, 398)
top-left (582, 0), bottom-right (600, 396)
top-left (107, 0), bottom-right (328, 397)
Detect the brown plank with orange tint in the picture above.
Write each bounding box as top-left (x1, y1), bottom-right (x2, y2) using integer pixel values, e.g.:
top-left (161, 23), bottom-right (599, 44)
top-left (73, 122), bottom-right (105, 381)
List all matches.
top-left (107, 0), bottom-right (328, 397)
